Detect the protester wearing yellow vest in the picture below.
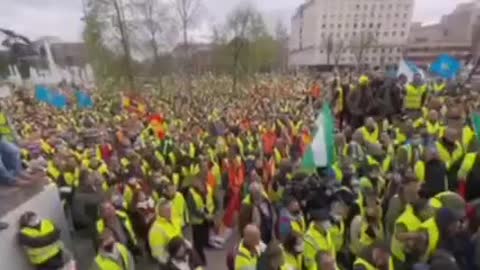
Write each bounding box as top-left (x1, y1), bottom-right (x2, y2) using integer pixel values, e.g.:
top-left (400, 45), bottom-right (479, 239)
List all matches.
top-left (186, 179), bottom-right (216, 265)
top-left (416, 200), bottom-right (464, 262)
top-left (281, 233), bottom-right (304, 270)
top-left (18, 212), bottom-right (64, 268)
top-left (458, 150), bottom-right (480, 201)
top-left (0, 112), bottom-right (15, 141)
top-left (149, 198), bottom-right (183, 264)
top-left (404, 73), bottom-right (428, 112)
top-left (162, 181), bottom-right (188, 228)
top-left (235, 224), bottom-right (266, 270)
top-left (96, 202), bottom-right (139, 253)
top-left (92, 230), bottom-right (135, 270)
top-left (359, 117), bottom-right (379, 145)
top-left (278, 197), bottom-right (306, 241)
top-left (413, 110), bottom-right (443, 139)
top-left (353, 243), bottom-right (392, 270)
top-left (303, 209), bottom-right (336, 270)
top-left (390, 177), bottom-right (424, 270)
top-left (433, 78), bottom-right (446, 94)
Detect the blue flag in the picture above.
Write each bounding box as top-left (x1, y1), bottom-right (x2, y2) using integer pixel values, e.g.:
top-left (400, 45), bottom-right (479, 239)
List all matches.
top-left (51, 93), bottom-right (68, 109)
top-left (76, 90), bottom-right (94, 109)
top-left (430, 54), bottom-right (462, 79)
top-left (34, 85), bottom-right (53, 103)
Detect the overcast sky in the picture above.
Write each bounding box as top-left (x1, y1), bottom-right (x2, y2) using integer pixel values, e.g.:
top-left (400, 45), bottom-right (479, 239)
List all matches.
top-left (0, 0), bottom-right (474, 42)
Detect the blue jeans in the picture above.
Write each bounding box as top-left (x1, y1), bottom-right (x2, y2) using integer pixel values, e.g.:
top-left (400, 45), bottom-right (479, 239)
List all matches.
top-left (0, 138), bottom-right (22, 185)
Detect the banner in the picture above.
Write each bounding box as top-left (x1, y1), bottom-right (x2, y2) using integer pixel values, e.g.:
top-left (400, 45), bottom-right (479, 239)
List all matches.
top-left (301, 104), bottom-right (336, 170)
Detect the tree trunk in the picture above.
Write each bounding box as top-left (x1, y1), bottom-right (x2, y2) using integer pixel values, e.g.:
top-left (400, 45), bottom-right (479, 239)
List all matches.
top-left (113, 0), bottom-right (135, 91)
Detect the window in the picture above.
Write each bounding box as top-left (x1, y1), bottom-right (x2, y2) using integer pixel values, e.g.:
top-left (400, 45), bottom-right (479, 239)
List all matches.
top-left (353, 23), bottom-right (358, 28)
top-left (392, 31), bottom-right (397, 36)
top-left (393, 23), bottom-right (397, 27)
top-left (372, 48), bottom-right (377, 53)
top-left (323, 14), bottom-right (327, 18)
top-left (356, 4), bottom-right (360, 9)
top-left (384, 32), bottom-right (389, 37)
top-left (395, 13), bottom-right (399, 18)
top-left (372, 57), bottom-right (377, 62)
top-left (361, 23), bottom-right (366, 28)
top-left (336, 33), bottom-right (340, 37)
top-left (322, 24), bottom-right (326, 28)
top-left (375, 32), bottom-right (380, 37)
top-left (330, 24), bottom-right (334, 28)
top-left (388, 4), bottom-right (392, 8)
top-left (369, 23), bottom-right (374, 28)
top-left (400, 31), bottom-right (405, 36)
top-left (405, 4), bottom-right (410, 10)
top-left (389, 48), bottom-right (393, 53)
top-left (381, 48), bottom-right (385, 53)
top-left (402, 23), bottom-right (406, 27)
top-left (377, 23), bottom-right (382, 28)
top-left (338, 24), bottom-right (342, 28)
top-left (364, 5), bottom-right (368, 10)
top-left (320, 50), bottom-right (324, 54)
top-left (380, 4), bottom-right (384, 10)
top-left (404, 13), bottom-right (408, 18)
top-left (353, 32), bottom-right (357, 36)
top-left (397, 48), bottom-right (402, 53)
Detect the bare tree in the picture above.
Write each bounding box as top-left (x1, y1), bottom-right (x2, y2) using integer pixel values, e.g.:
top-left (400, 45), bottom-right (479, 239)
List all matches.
top-left (173, 0), bottom-right (202, 68)
top-left (350, 31), bottom-right (377, 68)
top-left (322, 34), bottom-right (334, 66)
top-left (87, 0), bottom-right (135, 90)
top-left (275, 20), bottom-right (289, 72)
top-left (134, 0), bottom-right (168, 61)
top-left (332, 39), bottom-right (347, 67)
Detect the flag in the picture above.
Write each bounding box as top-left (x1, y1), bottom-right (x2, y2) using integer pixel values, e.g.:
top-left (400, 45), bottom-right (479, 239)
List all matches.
top-left (76, 90), bottom-right (94, 109)
top-left (301, 104), bottom-right (336, 170)
top-left (472, 113), bottom-right (480, 142)
top-left (430, 54), bottom-right (462, 79)
top-left (51, 93), bottom-right (67, 109)
top-left (34, 85), bottom-right (53, 103)
top-left (397, 59), bottom-right (425, 82)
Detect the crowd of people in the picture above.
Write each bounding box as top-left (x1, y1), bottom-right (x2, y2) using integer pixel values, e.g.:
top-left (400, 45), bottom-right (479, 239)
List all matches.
top-left (3, 71), bottom-right (480, 270)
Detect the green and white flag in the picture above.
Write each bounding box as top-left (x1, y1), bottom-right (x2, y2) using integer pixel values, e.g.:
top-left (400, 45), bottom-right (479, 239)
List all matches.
top-left (472, 112), bottom-right (480, 143)
top-left (301, 103), bottom-right (336, 170)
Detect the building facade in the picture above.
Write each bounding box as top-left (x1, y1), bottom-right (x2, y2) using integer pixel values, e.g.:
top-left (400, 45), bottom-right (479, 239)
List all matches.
top-left (289, 0), bottom-right (414, 68)
top-left (406, 1), bottom-right (480, 67)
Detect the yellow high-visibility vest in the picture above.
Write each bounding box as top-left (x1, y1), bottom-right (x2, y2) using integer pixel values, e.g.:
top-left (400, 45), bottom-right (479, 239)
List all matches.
top-left (235, 241), bottom-right (259, 270)
top-left (149, 217), bottom-right (181, 263)
top-left (94, 243), bottom-right (132, 270)
top-left (20, 220), bottom-right (62, 265)
top-left (360, 126), bottom-right (379, 144)
top-left (189, 187), bottom-right (215, 224)
top-left (0, 112), bottom-right (14, 141)
top-left (420, 218), bottom-right (440, 260)
top-left (391, 204), bottom-right (422, 262)
top-left (96, 210), bottom-right (138, 246)
top-left (435, 141), bottom-right (463, 169)
top-left (404, 84), bottom-right (427, 110)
